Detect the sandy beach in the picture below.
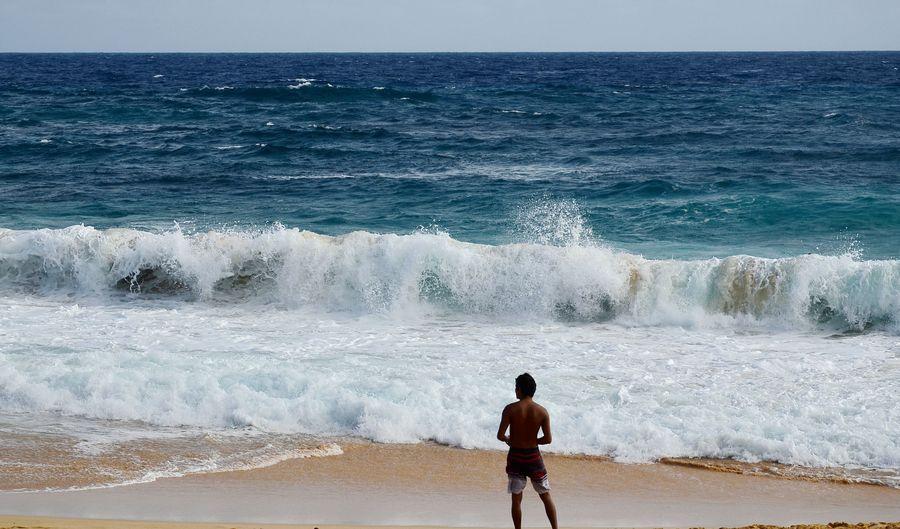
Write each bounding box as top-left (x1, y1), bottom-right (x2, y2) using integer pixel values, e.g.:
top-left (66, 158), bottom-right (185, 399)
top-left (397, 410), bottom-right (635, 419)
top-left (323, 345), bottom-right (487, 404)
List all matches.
top-left (2, 443), bottom-right (899, 528)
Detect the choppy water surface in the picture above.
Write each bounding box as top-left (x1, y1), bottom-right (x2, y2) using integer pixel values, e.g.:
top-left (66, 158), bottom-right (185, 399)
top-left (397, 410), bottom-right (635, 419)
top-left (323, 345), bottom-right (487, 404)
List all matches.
top-left (0, 53), bottom-right (898, 490)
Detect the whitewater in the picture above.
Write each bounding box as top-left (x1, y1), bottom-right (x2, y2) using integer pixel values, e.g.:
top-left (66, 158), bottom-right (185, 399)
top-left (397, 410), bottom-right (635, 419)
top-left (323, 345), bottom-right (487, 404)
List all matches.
top-left (1, 224), bottom-right (898, 489)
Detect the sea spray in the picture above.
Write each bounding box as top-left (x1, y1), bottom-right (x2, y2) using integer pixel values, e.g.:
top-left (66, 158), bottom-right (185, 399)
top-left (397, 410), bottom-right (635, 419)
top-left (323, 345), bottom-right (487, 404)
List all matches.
top-left (512, 198), bottom-right (596, 247)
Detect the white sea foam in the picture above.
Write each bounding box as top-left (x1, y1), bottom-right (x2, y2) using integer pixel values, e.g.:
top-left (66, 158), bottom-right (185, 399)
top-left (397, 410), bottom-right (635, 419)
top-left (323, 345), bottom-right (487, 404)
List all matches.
top-left (288, 78), bottom-right (314, 89)
top-left (0, 295), bottom-right (897, 481)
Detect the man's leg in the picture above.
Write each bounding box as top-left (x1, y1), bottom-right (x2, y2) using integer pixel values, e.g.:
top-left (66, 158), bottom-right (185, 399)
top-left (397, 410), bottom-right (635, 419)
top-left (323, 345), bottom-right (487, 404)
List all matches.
top-left (511, 492), bottom-right (523, 529)
top-left (539, 492), bottom-right (558, 529)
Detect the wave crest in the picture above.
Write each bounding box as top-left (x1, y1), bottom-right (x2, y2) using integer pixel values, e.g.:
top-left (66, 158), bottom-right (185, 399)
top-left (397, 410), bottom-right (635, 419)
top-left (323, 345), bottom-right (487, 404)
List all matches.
top-left (0, 225), bottom-right (897, 331)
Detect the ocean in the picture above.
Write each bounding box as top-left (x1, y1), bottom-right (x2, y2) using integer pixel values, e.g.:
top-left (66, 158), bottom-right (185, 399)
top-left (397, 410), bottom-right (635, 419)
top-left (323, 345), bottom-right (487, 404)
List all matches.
top-left (0, 52), bottom-right (898, 490)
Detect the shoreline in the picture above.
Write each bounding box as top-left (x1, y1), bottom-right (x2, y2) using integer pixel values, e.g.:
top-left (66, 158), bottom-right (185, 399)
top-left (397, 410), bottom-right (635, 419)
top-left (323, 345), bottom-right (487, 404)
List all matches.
top-left (8, 437), bottom-right (900, 494)
top-left (5, 436), bottom-right (897, 494)
top-left (2, 442), bottom-right (898, 527)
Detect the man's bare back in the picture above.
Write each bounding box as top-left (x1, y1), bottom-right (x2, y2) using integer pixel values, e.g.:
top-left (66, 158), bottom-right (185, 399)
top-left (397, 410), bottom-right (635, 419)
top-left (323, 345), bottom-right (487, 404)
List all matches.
top-left (498, 399), bottom-right (551, 449)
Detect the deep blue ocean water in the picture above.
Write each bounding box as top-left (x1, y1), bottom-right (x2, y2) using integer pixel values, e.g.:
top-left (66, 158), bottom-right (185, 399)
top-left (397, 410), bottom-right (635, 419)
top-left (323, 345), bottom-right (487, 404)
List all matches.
top-left (2, 52), bottom-right (899, 259)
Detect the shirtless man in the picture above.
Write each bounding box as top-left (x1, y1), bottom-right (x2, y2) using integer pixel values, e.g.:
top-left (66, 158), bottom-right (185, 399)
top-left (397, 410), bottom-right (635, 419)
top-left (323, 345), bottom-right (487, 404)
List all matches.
top-left (496, 373), bottom-right (558, 529)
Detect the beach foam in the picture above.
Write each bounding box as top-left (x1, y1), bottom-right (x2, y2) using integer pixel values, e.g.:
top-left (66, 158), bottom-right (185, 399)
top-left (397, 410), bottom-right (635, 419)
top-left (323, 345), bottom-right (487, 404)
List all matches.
top-left (0, 412), bottom-right (341, 491)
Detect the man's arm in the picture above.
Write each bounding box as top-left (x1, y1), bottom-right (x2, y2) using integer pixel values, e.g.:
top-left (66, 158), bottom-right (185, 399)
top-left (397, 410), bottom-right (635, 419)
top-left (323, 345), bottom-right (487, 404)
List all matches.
top-left (537, 410), bottom-right (552, 445)
top-left (496, 405), bottom-right (511, 445)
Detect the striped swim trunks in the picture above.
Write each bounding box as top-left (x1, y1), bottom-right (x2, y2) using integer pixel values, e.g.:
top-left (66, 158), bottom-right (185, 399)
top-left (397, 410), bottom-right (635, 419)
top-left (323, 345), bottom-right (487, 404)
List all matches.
top-left (506, 447), bottom-right (550, 494)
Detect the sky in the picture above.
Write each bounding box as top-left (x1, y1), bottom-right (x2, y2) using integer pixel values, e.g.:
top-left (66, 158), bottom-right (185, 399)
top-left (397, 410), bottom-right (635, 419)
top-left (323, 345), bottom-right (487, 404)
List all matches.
top-left (1, 0), bottom-right (899, 53)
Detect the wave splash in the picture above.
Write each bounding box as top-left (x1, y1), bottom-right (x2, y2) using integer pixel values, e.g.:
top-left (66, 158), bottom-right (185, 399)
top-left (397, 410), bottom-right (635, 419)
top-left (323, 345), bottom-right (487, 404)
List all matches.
top-left (0, 224), bottom-right (897, 332)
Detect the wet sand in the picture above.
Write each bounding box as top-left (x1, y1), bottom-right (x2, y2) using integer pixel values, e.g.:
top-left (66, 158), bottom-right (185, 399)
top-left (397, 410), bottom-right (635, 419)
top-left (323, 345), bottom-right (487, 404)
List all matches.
top-left (2, 442), bottom-right (899, 527)
top-left (0, 518), bottom-right (899, 529)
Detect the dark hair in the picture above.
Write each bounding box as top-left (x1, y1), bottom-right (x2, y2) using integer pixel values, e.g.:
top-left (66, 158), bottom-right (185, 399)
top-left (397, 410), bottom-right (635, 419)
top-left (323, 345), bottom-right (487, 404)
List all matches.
top-left (515, 373), bottom-right (536, 397)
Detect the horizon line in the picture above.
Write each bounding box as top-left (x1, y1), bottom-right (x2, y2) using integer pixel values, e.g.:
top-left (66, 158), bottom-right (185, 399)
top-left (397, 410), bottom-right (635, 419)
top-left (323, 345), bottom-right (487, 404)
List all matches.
top-left (2, 49), bottom-right (900, 54)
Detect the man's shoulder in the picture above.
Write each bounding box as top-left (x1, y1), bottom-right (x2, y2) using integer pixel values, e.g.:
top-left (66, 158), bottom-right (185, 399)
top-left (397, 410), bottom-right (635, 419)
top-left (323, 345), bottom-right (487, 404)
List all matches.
top-left (531, 401), bottom-right (549, 415)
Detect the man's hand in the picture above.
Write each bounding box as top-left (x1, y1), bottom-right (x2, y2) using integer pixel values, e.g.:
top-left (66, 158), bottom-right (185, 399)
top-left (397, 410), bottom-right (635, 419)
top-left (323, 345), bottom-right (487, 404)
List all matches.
top-left (536, 412), bottom-right (552, 445)
top-left (497, 405), bottom-right (511, 445)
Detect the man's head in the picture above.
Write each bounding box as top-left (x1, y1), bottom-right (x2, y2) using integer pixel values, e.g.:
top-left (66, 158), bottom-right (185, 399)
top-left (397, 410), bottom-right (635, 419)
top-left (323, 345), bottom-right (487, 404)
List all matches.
top-left (515, 372), bottom-right (536, 399)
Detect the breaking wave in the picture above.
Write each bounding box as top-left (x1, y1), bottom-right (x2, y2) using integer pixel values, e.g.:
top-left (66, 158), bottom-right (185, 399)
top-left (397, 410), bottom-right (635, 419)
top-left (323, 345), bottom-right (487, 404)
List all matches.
top-left (1, 225), bottom-right (897, 332)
